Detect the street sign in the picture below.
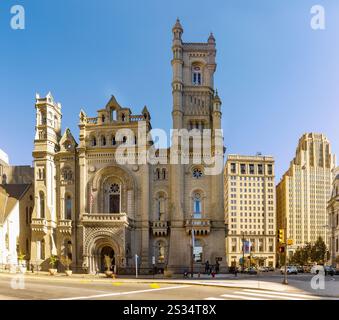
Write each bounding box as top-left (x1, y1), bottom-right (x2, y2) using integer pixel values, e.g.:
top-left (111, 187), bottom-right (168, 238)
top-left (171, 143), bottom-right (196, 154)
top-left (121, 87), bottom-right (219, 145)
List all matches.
top-left (287, 239), bottom-right (293, 245)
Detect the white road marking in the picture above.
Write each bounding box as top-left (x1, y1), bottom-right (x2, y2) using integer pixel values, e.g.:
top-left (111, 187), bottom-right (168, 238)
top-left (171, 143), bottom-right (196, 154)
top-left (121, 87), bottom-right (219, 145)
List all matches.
top-left (219, 293), bottom-right (269, 300)
top-left (205, 297), bottom-right (226, 300)
top-left (234, 291), bottom-right (306, 300)
top-left (242, 289), bottom-right (329, 300)
top-left (53, 285), bottom-right (192, 300)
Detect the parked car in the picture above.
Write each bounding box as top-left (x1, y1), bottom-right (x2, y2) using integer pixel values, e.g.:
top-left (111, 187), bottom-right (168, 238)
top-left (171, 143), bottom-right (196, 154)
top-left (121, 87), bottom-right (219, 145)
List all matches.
top-left (246, 267), bottom-right (258, 275)
top-left (311, 265), bottom-right (325, 275)
top-left (258, 266), bottom-right (266, 272)
top-left (280, 266), bottom-right (298, 275)
top-left (296, 265), bottom-right (304, 273)
top-left (324, 266), bottom-right (336, 276)
top-left (268, 266), bottom-right (275, 272)
top-left (303, 265), bottom-right (313, 273)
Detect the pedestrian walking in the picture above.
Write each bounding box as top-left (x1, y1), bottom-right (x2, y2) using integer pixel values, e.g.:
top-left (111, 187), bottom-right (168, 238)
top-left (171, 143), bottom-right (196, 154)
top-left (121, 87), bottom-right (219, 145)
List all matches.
top-left (215, 260), bottom-right (220, 274)
top-left (204, 260), bottom-right (209, 274)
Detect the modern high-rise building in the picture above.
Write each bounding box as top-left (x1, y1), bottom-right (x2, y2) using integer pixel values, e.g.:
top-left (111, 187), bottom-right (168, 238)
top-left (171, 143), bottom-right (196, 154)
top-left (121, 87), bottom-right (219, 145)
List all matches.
top-left (224, 155), bottom-right (276, 268)
top-left (276, 133), bottom-right (336, 258)
top-left (327, 166), bottom-right (339, 267)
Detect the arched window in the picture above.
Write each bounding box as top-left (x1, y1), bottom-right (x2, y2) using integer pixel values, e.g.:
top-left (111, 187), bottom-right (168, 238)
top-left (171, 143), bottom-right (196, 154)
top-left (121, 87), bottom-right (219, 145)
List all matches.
top-left (192, 66), bottom-right (202, 85)
top-left (101, 114), bottom-right (105, 123)
top-left (157, 197), bottom-right (165, 221)
top-left (111, 109), bottom-right (117, 121)
top-left (101, 135), bottom-right (106, 146)
top-left (64, 240), bottom-right (72, 260)
top-left (121, 113), bottom-right (125, 122)
top-left (112, 135), bottom-right (116, 146)
top-left (105, 183), bottom-right (121, 214)
top-left (162, 169), bottom-right (167, 180)
top-left (193, 193), bottom-right (202, 219)
top-left (41, 112), bottom-right (47, 125)
top-left (91, 137), bottom-right (97, 147)
top-left (65, 195), bottom-right (72, 220)
top-left (39, 191), bottom-right (45, 219)
top-left (156, 169), bottom-right (160, 180)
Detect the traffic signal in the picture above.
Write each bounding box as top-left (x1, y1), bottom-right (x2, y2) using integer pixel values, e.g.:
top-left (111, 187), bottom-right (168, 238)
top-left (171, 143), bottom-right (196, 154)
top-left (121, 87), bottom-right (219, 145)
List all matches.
top-left (279, 246), bottom-right (285, 253)
top-left (278, 229), bottom-right (285, 244)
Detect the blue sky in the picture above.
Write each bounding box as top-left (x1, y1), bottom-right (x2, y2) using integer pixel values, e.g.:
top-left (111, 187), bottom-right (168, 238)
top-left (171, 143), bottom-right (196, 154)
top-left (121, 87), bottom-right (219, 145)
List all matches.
top-left (0, 0), bottom-right (338, 180)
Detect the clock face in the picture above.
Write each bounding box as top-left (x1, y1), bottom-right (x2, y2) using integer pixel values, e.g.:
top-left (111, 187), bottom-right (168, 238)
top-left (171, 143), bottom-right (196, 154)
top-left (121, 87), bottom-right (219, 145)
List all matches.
top-left (192, 168), bottom-right (203, 179)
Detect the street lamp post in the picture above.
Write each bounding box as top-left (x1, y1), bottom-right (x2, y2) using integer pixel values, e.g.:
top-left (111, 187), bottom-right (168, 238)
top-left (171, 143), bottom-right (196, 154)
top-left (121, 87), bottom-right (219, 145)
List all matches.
top-left (282, 217), bottom-right (288, 285)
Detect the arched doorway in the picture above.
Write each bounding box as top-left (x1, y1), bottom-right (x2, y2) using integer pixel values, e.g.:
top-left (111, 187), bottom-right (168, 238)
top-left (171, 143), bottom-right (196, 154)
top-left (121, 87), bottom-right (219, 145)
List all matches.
top-left (100, 246), bottom-right (115, 272)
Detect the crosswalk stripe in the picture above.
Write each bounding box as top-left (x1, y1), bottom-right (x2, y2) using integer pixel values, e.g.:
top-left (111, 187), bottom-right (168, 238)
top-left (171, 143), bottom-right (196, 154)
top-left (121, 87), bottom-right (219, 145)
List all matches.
top-left (220, 293), bottom-right (269, 300)
top-left (234, 291), bottom-right (306, 300)
top-left (205, 297), bottom-right (226, 300)
top-left (242, 289), bottom-right (323, 300)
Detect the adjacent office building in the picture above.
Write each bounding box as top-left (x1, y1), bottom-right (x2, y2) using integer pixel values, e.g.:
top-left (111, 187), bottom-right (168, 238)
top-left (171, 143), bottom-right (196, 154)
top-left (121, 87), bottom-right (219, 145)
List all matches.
top-left (276, 133), bottom-right (336, 258)
top-left (224, 155), bottom-right (276, 268)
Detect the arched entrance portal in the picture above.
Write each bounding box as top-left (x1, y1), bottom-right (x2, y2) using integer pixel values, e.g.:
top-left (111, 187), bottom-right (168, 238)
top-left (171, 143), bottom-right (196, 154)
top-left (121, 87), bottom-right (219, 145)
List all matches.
top-left (100, 246), bottom-right (115, 272)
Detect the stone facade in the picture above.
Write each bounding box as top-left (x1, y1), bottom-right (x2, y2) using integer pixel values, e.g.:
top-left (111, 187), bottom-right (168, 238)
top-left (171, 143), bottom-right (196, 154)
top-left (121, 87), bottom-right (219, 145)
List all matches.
top-left (29, 20), bottom-right (227, 274)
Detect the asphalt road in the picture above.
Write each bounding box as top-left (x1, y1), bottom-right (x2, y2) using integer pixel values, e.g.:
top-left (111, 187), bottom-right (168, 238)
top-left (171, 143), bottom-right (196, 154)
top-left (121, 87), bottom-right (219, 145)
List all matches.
top-left (0, 273), bottom-right (338, 300)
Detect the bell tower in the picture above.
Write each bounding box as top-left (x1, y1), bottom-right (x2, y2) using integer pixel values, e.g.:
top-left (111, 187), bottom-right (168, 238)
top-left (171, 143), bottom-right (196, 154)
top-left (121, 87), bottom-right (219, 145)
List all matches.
top-left (171, 22), bottom-right (219, 132)
top-left (168, 20), bottom-right (226, 272)
top-left (31, 92), bottom-right (62, 265)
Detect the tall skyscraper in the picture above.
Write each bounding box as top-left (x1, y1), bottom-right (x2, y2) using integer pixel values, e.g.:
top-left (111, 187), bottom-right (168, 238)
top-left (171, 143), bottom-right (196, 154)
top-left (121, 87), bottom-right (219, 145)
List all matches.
top-left (276, 133), bottom-right (336, 257)
top-left (224, 155), bottom-right (276, 268)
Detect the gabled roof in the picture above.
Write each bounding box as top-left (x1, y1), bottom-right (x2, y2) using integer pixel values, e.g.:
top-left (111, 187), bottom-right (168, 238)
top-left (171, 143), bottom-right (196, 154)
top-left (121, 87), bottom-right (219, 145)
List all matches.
top-left (0, 184), bottom-right (31, 200)
top-left (0, 184), bottom-right (31, 223)
top-left (59, 128), bottom-right (78, 151)
top-left (105, 95), bottom-right (122, 111)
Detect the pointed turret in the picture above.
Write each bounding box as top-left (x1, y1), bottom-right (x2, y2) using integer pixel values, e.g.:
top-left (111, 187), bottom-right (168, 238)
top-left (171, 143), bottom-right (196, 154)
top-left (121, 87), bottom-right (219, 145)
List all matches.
top-left (142, 105), bottom-right (151, 120)
top-left (172, 18), bottom-right (183, 40)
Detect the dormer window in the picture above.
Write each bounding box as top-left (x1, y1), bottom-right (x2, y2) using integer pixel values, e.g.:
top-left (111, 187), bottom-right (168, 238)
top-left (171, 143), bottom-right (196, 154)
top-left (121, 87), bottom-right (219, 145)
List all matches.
top-left (192, 66), bottom-right (202, 85)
